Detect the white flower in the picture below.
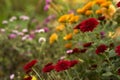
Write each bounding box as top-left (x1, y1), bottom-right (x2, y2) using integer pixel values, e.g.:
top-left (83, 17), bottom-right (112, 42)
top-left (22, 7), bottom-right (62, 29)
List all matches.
top-left (22, 28), bottom-right (28, 33)
top-left (10, 74), bottom-right (15, 80)
top-left (0, 28), bottom-right (5, 32)
top-left (9, 16), bottom-right (17, 22)
top-left (38, 37), bottom-right (46, 43)
top-left (60, 56), bottom-right (66, 60)
top-left (12, 30), bottom-right (19, 34)
top-left (22, 35), bottom-right (29, 40)
top-left (35, 29), bottom-right (45, 33)
top-left (2, 20), bottom-right (8, 24)
top-left (66, 50), bottom-right (73, 54)
top-left (19, 15), bottom-right (30, 21)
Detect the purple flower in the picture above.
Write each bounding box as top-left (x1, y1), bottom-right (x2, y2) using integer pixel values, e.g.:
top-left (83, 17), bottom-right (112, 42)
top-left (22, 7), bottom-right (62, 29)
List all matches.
top-left (46, 0), bottom-right (51, 4)
top-left (8, 33), bottom-right (17, 39)
top-left (44, 4), bottom-right (50, 11)
top-left (100, 31), bottom-right (105, 38)
top-left (44, 27), bottom-right (49, 32)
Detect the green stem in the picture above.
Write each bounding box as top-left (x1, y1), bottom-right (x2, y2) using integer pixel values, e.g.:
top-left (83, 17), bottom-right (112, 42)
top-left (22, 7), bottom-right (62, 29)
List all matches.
top-left (32, 68), bottom-right (43, 80)
top-left (65, 70), bottom-right (72, 80)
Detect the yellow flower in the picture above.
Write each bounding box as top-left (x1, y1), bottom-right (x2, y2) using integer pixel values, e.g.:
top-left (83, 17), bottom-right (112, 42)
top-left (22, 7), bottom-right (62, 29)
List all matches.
top-left (101, 4), bottom-right (116, 19)
top-left (56, 24), bottom-right (65, 31)
top-left (63, 33), bottom-right (73, 40)
top-left (58, 14), bottom-right (74, 23)
top-left (84, 2), bottom-right (94, 10)
top-left (69, 15), bottom-right (80, 23)
top-left (113, 27), bottom-right (120, 38)
top-left (100, 1), bottom-right (112, 7)
top-left (24, 75), bottom-right (37, 80)
top-left (73, 29), bottom-right (79, 34)
top-left (108, 32), bottom-right (114, 38)
top-left (85, 10), bottom-right (93, 16)
top-left (76, 8), bottom-right (86, 14)
top-left (58, 15), bottom-right (69, 23)
top-left (49, 33), bottom-right (58, 44)
top-left (65, 43), bottom-right (72, 49)
top-left (95, 0), bottom-right (107, 5)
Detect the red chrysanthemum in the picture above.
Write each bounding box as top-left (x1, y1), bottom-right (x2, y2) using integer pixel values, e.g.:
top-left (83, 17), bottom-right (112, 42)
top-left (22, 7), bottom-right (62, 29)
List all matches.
top-left (74, 18), bottom-right (99, 32)
top-left (72, 48), bottom-right (80, 54)
top-left (24, 76), bottom-right (32, 80)
top-left (117, 1), bottom-right (120, 7)
top-left (42, 63), bottom-right (54, 73)
top-left (115, 45), bottom-right (120, 56)
top-left (69, 60), bottom-right (79, 67)
top-left (80, 48), bottom-right (87, 53)
top-left (95, 44), bottom-right (108, 54)
top-left (23, 59), bottom-right (38, 73)
top-left (83, 42), bottom-right (93, 48)
top-left (54, 60), bottom-right (70, 72)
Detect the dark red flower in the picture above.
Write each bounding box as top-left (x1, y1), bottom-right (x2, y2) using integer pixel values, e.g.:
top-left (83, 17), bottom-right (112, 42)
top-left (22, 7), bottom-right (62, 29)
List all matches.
top-left (23, 60), bottom-right (38, 73)
top-left (95, 44), bottom-right (108, 54)
top-left (98, 16), bottom-right (105, 21)
top-left (42, 63), bottom-right (54, 73)
top-left (69, 60), bottom-right (79, 67)
top-left (117, 1), bottom-right (120, 7)
top-left (24, 76), bottom-right (32, 80)
top-left (115, 45), bottom-right (120, 56)
top-left (74, 18), bottom-right (99, 32)
top-left (118, 68), bottom-right (120, 75)
top-left (83, 42), bottom-right (93, 47)
top-left (54, 60), bottom-right (70, 72)
top-left (72, 48), bottom-right (80, 53)
top-left (80, 48), bottom-right (87, 53)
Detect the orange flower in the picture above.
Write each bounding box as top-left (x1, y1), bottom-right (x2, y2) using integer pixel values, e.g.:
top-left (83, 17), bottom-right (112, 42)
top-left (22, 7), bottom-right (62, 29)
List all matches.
top-left (95, 9), bottom-right (102, 14)
top-left (85, 10), bottom-right (93, 16)
top-left (63, 33), bottom-right (73, 40)
top-left (100, 1), bottom-right (111, 7)
top-left (73, 29), bottom-right (79, 34)
top-left (65, 43), bottom-right (72, 49)
top-left (77, 8), bottom-right (86, 14)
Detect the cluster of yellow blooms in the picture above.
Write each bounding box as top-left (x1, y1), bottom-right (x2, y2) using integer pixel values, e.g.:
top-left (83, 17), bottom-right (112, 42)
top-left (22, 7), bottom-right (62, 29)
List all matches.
top-left (58, 13), bottom-right (79, 23)
top-left (49, 0), bottom-right (117, 46)
top-left (77, 0), bottom-right (116, 19)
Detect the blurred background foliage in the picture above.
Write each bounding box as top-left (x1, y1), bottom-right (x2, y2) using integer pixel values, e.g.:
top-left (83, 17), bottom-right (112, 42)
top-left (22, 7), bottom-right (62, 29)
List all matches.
top-left (0, 0), bottom-right (46, 27)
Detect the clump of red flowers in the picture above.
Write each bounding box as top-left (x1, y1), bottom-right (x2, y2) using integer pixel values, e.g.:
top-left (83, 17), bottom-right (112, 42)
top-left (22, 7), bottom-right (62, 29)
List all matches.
top-left (115, 45), bottom-right (120, 56)
top-left (74, 18), bottom-right (99, 32)
top-left (83, 42), bottom-right (93, 48)
top-left (42, 63), bottom-right (54, 73)
top-left (117, 1), bottom-right (120, 7)
top-left (54, 60), bottom-right (79, 72)
top-left (95, 44), bottom-right (108, 54)
top-left (42, 60), bottom-right (79, 73)
top-left (23, 59), bottom-right (38, 73)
